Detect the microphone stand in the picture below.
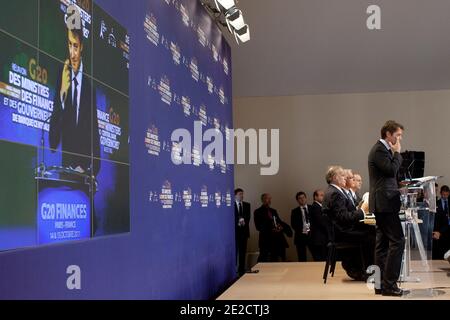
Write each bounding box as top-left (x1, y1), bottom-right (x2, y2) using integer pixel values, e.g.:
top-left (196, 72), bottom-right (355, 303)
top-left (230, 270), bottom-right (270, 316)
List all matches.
top-left (407, 159), bottom-right (415, 181)
top-left (37, 114), bottom-right (53, 178)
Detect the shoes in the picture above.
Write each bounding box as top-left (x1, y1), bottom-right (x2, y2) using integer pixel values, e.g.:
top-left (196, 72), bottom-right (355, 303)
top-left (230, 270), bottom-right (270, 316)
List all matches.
top-left (445, 250), bottom-right (450, 262)
top-left (381, 287), bottom-right (406, 297)
top-left (346, 269), bottom-right (367, 281)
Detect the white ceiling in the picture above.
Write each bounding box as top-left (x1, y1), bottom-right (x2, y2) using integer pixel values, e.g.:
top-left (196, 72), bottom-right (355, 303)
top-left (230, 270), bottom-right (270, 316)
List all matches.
top-left (230, 0), bottom-right (450, 97)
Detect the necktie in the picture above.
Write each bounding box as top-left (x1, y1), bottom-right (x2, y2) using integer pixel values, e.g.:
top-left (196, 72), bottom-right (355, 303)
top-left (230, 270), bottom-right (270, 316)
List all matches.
top-left (303, 207), bottom-right (309, 223)
top-left (238, 202), bottom-right (243, 218)
top-left (444, 199), bottom-right (448, 213)
top-left (302, 207), bottom-right (310, 234)
top-left (268, 209), bottom-right (276, 228)
top-left (347, 191), bottom-right (354, 205)
top-left (73, 76), bottom-right (78, 125)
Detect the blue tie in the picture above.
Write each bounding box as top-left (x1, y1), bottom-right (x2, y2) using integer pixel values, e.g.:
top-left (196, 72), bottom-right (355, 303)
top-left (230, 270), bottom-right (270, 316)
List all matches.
top-left (73, 76), bottom-right (78, 125)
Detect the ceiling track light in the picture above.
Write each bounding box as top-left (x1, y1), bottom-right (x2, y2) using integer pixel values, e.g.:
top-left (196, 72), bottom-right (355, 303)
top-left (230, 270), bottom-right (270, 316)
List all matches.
top-left (234, 24), bottom-right (250, 44)
top-left (214, 0), bottom-right (235, 11)
top-left (225, 8), bottom-right (245, 33)
top-left (201, 0), bottom-right (250, 45)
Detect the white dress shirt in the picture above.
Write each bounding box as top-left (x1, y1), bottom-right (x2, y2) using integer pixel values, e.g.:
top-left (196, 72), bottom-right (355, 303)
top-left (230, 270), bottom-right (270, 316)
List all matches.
top-left (300, 206), bottom-right (309, 234)
top-left (235, 200), bottom-right (245, 226)
top-left (331, 184), bottom-right (345, 196)
top-left (379, 139), bottom-right (391, 151)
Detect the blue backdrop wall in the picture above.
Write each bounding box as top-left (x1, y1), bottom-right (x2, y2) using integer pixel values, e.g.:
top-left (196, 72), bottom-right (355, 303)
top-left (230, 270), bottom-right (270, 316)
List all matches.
top-left (0, 0), bottom-right (235, 299)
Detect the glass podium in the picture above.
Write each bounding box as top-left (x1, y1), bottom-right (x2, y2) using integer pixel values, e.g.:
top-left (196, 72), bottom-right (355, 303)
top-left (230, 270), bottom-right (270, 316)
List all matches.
top-left (398, 176), bottom-right (445, 298)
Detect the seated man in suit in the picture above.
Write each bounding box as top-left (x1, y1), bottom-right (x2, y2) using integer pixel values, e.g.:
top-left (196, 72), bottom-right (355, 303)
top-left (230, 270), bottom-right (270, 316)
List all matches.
top-left (254, 194), bottom-right (292, 262)
top-left (291, 191), bottom-right (312, 262)
top-left (309, 189), bottom-right (328, 261)
top-left (433, 185), bottom-right (450, 259)
top-left (234, 188), bottom-right (251, 276)
top-left (352, 173), bottom-right (363, 205)
top-left (322, 166), bottom-right (375, 280)
top-left (343, 169), bottom-right (358, 210)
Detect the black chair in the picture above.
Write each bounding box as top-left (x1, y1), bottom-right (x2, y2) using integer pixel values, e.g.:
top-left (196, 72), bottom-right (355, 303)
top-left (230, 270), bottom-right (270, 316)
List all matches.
top-left (322, 214), bottom-right (367, 284)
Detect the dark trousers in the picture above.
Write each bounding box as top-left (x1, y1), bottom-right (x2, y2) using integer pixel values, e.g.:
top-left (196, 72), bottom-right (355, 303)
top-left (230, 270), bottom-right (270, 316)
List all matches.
top-left (433, 236), bottom-right (450, 260)
top-left (374, 212), bottom-right (405, 289)
top-left (236, 235), bottom-right (248, 275)
top-left (295, 234), bottom-right (310, 262)
top-left (336, 228), bottom-right (375, 280)
top-left (258, 247), bottom-right (286, 262)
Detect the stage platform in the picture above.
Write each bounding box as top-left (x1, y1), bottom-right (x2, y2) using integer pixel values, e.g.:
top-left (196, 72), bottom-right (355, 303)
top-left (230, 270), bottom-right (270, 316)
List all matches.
top-left (218, 260), bottom-right (450, 300)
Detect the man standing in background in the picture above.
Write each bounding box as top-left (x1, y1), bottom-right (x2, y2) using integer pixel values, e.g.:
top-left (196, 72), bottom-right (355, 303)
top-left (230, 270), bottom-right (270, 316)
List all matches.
top-left (291, 192), bottom-right (312, 262)
top-left (309, 189), bottom-right (328, 261)
top-left (368, 120), bottom-right (406, 296)
top-left (234, 188), bottom-right (251, 276)
top-left (254, 194), bottom-right (292, 262)
top-left (433, 185), bottom-right (450, 259)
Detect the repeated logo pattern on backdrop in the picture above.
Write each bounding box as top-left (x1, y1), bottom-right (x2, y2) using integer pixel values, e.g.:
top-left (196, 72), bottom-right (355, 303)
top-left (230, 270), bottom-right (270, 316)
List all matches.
top-left (139, 0), bottom-right (233, 211)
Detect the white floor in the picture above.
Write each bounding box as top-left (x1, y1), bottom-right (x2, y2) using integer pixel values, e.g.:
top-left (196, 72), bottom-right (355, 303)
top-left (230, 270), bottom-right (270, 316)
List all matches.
top-left (218, 260), bottom-right (450, 300)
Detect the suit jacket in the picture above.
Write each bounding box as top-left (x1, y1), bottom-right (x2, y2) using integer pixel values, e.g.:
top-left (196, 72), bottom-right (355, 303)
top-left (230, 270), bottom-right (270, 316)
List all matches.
top-left (353, 192), bottom-right (363, 207)
top-left (368, 140), bottom-right (403, 214)
top-left (435, 198), bottom-right (450, 236)
top-left (322, 185), bottom-right (365, 235)
top-left (343, 189), bottom-right (357, 211)
top-left (254, 205), bottom-right (291, 250)
top-left (50, 66), bottom-right (101, 175)
top-left (291, 205), bottom-right (312, 245)
top-left (309, 202), bottom-right (328, 246)
top-left (234, 201), bottom-right (251, 239)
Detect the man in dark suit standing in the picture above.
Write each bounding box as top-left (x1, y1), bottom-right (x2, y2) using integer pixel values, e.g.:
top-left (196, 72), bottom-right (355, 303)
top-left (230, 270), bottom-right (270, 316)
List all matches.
top-left (309, 189), bottom-right (328, 261)
top-left (433, 185), bottom-right (450, 259)
top-left (234, 188), bottom-right (251, 276)
top-left (291, 191), bottom-right (312, 262)
top-left (254, 194), bottom-right (292, 262)
top-left (49, 26), bottom-right (100, 176)
top-left (368, 120), bottom-right (405, 296)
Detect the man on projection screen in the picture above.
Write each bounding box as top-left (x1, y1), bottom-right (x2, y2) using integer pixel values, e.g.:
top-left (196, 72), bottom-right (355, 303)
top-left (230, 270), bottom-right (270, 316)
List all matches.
top-left (49, 23), bottom-right (100, 177)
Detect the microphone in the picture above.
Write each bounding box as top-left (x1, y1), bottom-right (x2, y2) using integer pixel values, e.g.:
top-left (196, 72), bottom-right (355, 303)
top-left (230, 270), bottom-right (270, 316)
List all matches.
top-left (407, 159), bottom-right (415, 180)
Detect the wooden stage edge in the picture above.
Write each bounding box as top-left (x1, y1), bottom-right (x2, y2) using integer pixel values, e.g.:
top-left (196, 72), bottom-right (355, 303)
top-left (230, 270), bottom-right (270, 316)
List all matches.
top-left (218, 260), bottom-right (450, 300)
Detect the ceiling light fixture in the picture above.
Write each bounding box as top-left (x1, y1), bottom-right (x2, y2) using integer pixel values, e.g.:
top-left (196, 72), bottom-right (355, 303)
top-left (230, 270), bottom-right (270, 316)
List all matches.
top-left (201, 0), bottom-right (250, 45)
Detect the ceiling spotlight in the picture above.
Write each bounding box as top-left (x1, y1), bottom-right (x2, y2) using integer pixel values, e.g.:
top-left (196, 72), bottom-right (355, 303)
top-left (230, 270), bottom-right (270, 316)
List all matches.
top-left (226, 8), bottom-right (245, 32)
top-left (214, 0), bottom-right (235, 11)
top-left (234, 24), bottom-right (250, 44)
top-left (202, 0), bottom-right (251, 44)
